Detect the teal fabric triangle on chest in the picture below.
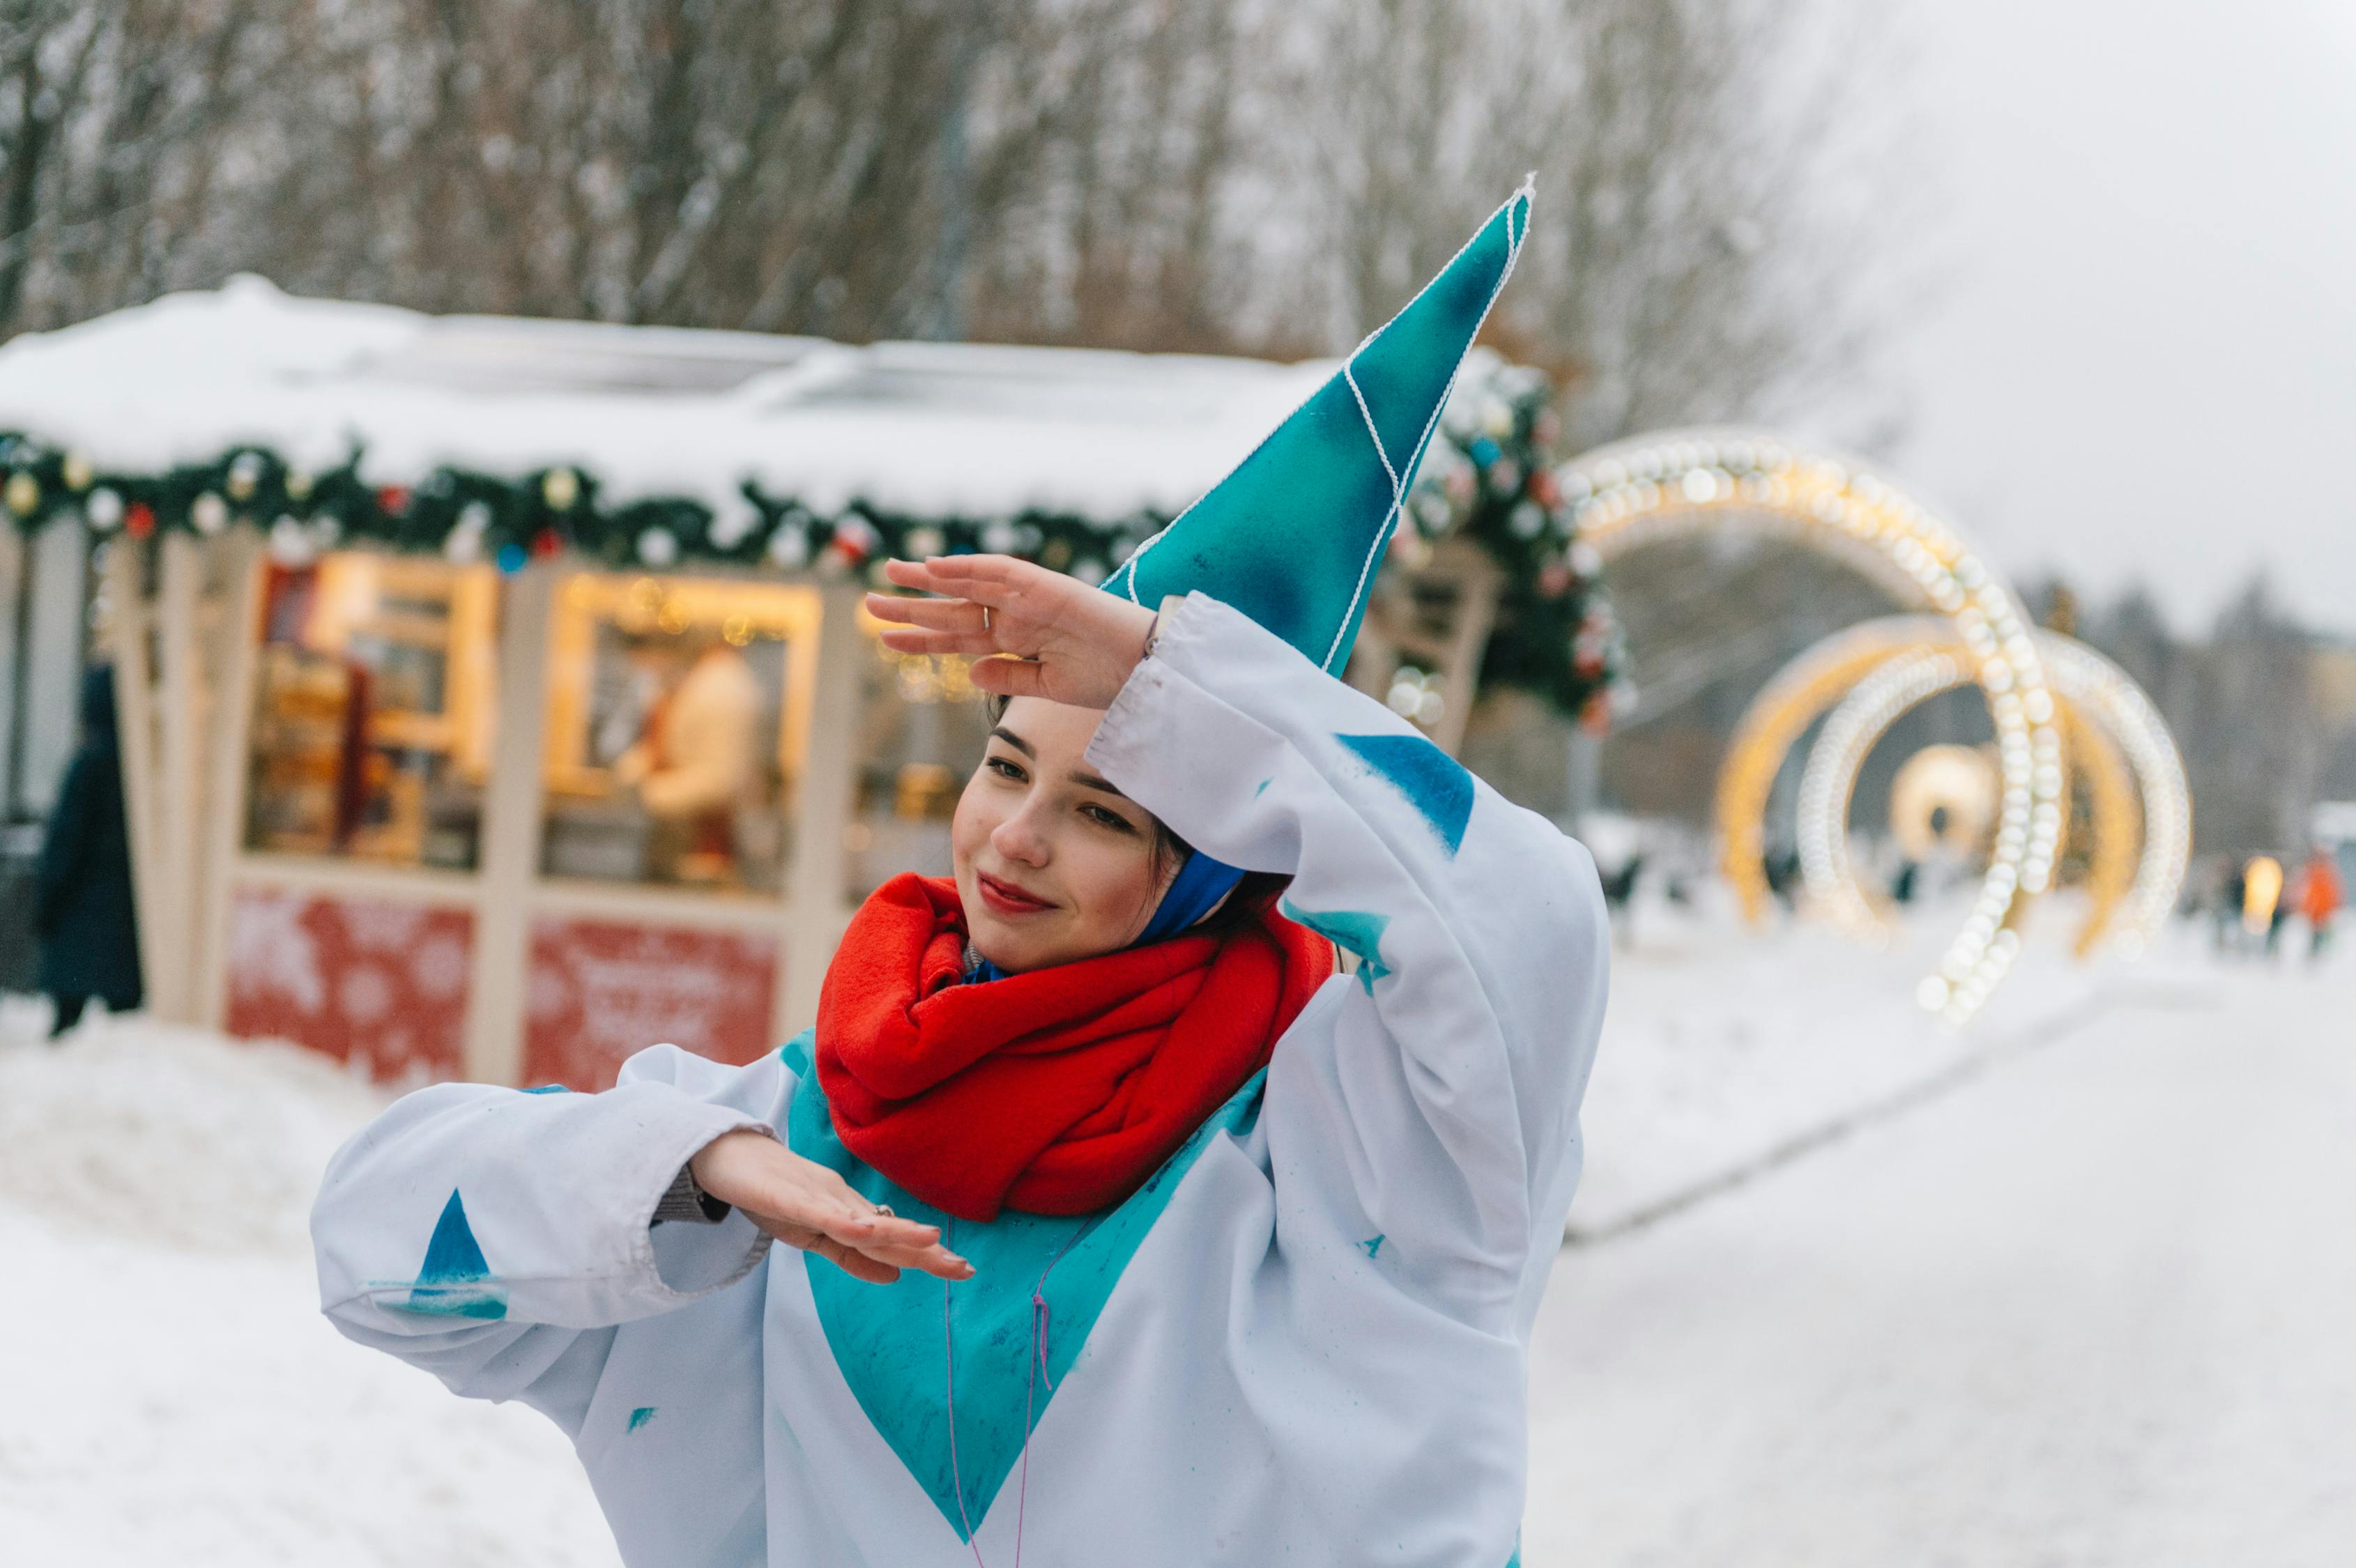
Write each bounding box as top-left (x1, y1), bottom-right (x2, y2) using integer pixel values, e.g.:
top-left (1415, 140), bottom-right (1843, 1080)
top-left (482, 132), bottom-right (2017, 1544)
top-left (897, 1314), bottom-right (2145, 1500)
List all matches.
top-left (779, 1031), bottom-right (1264, 1540)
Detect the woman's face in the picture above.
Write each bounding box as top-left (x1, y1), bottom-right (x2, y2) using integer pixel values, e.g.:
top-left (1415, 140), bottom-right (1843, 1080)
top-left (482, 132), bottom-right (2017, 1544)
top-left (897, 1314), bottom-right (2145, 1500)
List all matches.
top-left (951, 696), bottom-right (1175, 973)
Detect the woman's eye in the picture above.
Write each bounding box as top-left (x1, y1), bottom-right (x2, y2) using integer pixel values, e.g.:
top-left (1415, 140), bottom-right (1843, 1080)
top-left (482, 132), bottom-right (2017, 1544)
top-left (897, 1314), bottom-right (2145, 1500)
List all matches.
top-left (986, 756), bottom-right (1026, 782)
top-left (1082, 804), bottom-right (1136, 833)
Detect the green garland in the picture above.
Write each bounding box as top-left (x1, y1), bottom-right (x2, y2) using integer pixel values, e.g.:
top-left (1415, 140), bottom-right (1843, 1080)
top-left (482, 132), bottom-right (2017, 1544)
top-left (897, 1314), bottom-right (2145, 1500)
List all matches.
top-left (0, 379), bottom-right (1626, 725)
top-left (1405, 356), bottom-right (1630, 730)
top-left (0, 432), bottom-right (1167, 585)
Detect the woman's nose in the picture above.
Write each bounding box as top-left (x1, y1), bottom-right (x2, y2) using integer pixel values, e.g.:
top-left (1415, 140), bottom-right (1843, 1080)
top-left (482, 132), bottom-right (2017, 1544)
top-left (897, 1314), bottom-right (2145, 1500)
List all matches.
top-left (992, 806), bottom-right (1050, 867)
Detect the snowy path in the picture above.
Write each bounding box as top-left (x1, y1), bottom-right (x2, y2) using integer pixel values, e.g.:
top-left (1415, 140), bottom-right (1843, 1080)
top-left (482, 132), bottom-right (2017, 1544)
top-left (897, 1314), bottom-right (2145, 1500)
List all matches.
top-left (1523, 959), bottom-right (2356, 1567)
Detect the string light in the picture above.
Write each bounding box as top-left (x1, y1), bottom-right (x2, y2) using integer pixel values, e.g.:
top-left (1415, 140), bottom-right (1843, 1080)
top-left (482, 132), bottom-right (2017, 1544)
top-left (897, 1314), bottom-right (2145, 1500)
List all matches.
top-left (1768, 623), bottom-right (2194, 1015)
top-left (1561, 430), bottom-right (2065, 1024)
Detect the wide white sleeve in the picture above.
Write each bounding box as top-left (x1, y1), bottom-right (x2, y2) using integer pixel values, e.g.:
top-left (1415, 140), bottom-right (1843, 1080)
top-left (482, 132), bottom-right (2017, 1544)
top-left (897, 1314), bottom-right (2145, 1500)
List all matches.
top-left (309, 1043), bottom-right (790, 1419)
top-left (1086, 593), bottom-right (1610, 1323)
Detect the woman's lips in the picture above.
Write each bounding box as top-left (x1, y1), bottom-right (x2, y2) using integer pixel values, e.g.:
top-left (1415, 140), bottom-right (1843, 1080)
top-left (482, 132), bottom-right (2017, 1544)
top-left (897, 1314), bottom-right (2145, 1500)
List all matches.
top-left (977, 871), bottom-right (1057, 917)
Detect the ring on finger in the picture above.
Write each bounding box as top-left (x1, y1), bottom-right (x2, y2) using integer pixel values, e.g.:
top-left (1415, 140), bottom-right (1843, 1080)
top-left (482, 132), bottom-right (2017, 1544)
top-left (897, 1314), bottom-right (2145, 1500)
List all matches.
top-left (980, 606), bottom-right (992, 634)
top-left (873, 1203), bottom-right (895, 1218)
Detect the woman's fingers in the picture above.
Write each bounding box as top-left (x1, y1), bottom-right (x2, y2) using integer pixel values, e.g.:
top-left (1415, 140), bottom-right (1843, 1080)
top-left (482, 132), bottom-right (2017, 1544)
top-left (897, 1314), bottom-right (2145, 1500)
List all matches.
top-left (862, 592), bottom-right (987, 633)
top-left (690, 1132), bottom-right (974, 1285)
top-left (875, 626), bottom-right (997, 656)
top-left (880, 555), bottom-right (1019, 606)
top-left (747, 1181), bottom-right (975, 1282)
top-left (965, 655), bottom-right (1053, 700)
top-left (817, 1210), bottom-right (974, 1279)
top-left (809, 1235), bottom-right (900, 1285)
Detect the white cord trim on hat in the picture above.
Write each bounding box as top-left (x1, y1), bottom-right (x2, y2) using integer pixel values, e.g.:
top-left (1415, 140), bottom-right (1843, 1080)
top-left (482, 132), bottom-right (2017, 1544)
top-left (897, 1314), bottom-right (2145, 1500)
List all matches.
top-left (1319, 179), bottom-right (1533, 673)
top-left (1112, 176), bottom-right (1537, 647)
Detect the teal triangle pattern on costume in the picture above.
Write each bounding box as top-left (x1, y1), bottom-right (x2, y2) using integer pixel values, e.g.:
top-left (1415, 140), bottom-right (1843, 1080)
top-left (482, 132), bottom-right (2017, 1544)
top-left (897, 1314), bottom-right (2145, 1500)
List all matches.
top-left (779, 1031), bottom-right (1265, 1541)
top-left (400, 1188), bottom-right (507, 1319)
top-left (1105, 185), bottom-right (1531, 674)
top-left (1338, 732), bottom-right (1475, 854)
top-left (1280, 900), bottom-right (1393, 994)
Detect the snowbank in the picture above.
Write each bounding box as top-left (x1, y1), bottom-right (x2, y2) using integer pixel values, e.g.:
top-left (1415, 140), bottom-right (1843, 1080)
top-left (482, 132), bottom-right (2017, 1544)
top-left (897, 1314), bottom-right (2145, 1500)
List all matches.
top-left (0, 1011), bottom-right (621, 1568)
top-left (0, 1013), bottom-right (388, 1254)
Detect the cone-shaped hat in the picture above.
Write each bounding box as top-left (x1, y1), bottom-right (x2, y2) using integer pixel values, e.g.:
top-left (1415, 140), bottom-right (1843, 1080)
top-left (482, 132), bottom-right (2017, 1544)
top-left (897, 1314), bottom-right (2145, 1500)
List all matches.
top-left (1106, 183), bottom-right (1531, 946)
top-left (1106, 180), bottom-right (1531, 673)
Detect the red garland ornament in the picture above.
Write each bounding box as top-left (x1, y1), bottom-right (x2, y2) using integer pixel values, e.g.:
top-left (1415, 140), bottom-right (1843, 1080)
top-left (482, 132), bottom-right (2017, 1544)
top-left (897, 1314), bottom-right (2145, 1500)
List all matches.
top-left (125, 502), bottom-right (156, 539)
top-left (531, 526), bottom-right (563, 558)
top-left (1527, 468), bottom-right (1560, 507)
top-left (376, 484), bottom-right (412, 516)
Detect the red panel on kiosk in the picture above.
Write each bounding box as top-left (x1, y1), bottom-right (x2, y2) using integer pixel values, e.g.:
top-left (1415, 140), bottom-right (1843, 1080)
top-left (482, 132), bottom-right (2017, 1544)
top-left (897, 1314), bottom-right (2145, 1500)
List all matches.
top-left (521, 917), bottom-right (779, 1091)
top-left (223, 889), bottom-right (473, 1082)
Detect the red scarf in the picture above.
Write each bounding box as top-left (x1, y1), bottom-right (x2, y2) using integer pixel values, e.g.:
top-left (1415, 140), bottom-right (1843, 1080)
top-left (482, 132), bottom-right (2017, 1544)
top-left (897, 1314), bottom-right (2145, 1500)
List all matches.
top-left (815, 873), bottom-right (1333, 1222)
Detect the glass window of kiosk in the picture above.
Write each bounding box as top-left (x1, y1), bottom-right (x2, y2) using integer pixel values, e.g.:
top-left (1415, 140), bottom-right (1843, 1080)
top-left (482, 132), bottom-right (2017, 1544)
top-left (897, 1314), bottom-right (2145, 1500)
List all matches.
top-left (843, 610), bottom-right (993, 903)
top-left (539, 572), bottom-right (820, 896)
top-left (243, 553), bottom-right (498, 868)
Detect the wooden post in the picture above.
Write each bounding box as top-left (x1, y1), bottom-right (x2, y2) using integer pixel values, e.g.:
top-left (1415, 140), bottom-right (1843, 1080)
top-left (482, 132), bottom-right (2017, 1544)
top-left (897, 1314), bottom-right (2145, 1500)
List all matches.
top-left (103, 540), bottom-right (167, 1013)
top-left (1353, 539), bottom-right (1499, 760)
top-left (192, 529), bottom-right (265, 1029)
top-left (462, 560), bottom-right (557, 1085)
top-left (150, 531), bottom-right (206, 1020)
top-left (777, 582), bottom-right (863, 1041)
top-left (1427, 539), bottom-right (1499, 758)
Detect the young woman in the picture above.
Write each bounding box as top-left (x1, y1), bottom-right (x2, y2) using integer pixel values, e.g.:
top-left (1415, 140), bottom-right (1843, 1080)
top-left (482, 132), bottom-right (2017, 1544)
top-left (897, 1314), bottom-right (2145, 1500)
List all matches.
top-left (313, 186), bottom-right (1609, 1566)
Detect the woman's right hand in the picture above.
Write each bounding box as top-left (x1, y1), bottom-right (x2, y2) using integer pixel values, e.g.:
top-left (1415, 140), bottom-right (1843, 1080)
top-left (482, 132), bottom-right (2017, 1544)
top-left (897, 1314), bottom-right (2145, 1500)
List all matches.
top-left (864, 554), bottom-right (1158, 709)
top-left (690, 1129), bottom-right (974, 1284)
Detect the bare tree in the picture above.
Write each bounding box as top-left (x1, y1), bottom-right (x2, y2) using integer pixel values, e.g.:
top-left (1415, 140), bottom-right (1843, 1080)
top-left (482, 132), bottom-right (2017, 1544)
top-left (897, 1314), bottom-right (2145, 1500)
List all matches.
top-left (1260, 0), bottom-right (1903, 446)
top-left (961, 0), bottom-right (1262, 353)
top-left (0, 1), bottom-right (287, 339)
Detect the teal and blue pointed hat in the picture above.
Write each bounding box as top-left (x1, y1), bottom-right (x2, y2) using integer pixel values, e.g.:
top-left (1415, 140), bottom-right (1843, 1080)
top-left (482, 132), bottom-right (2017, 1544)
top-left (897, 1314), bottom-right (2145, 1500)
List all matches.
top-left (1106, 179), bottom-right (1531, 675)
top-left (1109, 181), bottom-right (1531, 943)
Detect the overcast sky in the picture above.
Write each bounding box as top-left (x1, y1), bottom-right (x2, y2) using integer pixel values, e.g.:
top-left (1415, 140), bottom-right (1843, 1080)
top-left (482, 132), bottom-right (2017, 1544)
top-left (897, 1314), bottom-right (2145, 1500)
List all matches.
top-left (1882, 0), bottom-right (2356, 635)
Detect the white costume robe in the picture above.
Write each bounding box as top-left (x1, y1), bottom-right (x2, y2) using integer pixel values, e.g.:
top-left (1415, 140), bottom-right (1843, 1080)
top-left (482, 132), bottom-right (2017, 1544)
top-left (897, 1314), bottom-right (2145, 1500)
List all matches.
top-left (313, 594), bottom-right (1610, 1566)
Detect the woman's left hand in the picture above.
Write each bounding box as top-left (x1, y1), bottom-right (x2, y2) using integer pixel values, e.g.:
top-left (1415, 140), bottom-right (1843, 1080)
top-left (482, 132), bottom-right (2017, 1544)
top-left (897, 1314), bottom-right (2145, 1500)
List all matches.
top-left (864, 555), bottom-right (1158, 709)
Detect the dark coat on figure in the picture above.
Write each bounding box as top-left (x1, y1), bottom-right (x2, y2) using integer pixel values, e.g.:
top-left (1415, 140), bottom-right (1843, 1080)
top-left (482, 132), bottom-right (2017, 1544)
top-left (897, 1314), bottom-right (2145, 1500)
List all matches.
top-left (34, 668), bottom-right (143, 1008)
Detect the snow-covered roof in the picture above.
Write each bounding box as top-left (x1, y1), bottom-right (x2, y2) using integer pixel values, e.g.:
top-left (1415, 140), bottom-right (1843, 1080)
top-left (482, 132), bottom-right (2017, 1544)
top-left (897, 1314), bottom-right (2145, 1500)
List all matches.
top-left (0, 276), bottom-right (1335, 525)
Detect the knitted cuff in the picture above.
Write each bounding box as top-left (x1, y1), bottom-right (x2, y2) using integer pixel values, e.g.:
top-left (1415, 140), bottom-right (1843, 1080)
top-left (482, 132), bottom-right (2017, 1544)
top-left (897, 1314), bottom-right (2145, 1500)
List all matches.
top-left (651, 1159), bottom-right (732, 1226)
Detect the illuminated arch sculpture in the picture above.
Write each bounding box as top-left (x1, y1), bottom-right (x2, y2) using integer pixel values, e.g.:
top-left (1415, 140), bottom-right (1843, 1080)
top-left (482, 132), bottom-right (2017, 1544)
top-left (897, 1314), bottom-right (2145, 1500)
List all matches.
top-left (1556, 433), bottom-right (2066, 1024)
top-left (1789, 624), bottom-right (2190, 968)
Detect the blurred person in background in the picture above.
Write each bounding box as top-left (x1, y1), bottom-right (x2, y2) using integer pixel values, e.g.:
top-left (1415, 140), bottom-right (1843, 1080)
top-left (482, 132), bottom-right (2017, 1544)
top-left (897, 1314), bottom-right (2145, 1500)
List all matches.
top-left (33, 668), bottom-right (142, 1038)
top-left (615, 630), bottom-right (762, 884)
top-left (2293, 845), bottom-right (2343, 962)
top-left (2215, 855), bottom-right (2247, 954)
top-left (2243, 853), bottom-right (2284, 959)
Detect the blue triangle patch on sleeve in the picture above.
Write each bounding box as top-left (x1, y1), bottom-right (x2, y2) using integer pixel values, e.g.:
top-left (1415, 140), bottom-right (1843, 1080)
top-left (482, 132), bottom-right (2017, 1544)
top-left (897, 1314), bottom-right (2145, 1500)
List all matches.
top-left (1336, 732), bottom-right (1475, 855)
top-left (1279, 900), bottom-right (1393, 994)
top-left (401, 1188), bottom-right (507, 1319)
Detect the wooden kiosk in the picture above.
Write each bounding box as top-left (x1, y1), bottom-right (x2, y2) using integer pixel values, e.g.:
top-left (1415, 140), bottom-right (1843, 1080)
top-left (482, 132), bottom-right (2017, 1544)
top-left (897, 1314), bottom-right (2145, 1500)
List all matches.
top-left (0, 281), bottom-right (1587, 1089)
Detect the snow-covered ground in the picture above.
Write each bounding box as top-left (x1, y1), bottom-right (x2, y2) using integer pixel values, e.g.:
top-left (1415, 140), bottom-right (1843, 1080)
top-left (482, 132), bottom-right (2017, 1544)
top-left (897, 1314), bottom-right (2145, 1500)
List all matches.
top-left (0, 1014), bottom-right (622, 1568)
top-left (1531, 904), bottom-right (2356, 1567)
top-left (1, 897), bottom-right (2346, 1565)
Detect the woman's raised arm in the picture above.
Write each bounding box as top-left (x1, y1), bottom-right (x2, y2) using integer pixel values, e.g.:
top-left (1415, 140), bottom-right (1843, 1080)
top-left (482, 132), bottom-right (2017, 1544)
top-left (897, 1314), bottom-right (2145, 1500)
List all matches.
top-left (871, 555), bottom-right (1609, 1330)
top-left (1082, 590), bottom-right (1609, 1329)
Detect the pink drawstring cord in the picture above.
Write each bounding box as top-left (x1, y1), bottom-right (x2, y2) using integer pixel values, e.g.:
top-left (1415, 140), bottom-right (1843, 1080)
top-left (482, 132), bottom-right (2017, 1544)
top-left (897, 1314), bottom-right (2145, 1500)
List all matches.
top-left (943, 1217), bottom-right (1093, 1567)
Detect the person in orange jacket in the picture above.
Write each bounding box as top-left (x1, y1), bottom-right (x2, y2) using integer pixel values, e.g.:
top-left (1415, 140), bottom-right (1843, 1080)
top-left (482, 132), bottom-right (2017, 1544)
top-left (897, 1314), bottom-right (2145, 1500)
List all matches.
top-left (2294, 845), bottom-right (2345, 962)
